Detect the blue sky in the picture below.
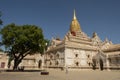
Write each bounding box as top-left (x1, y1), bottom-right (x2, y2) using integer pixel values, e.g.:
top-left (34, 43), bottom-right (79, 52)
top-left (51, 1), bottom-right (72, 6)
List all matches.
top-left (0, 0), bottom-right (120, 44)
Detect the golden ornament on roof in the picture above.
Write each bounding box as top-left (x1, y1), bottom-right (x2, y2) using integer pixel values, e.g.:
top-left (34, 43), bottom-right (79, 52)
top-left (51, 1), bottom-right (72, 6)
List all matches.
top-left (70, 10), bottom-right (82, 32)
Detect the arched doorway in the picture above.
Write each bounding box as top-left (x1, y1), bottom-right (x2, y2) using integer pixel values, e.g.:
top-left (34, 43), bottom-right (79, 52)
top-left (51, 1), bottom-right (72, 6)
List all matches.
top-left (38, 60), bottom-right (42, 68)
top-left (92, 51), bottom-right (105, 70)
top-left (92, 59), bottom-right (97, 70)
top-left (99, 58), bottom-right (104, 70)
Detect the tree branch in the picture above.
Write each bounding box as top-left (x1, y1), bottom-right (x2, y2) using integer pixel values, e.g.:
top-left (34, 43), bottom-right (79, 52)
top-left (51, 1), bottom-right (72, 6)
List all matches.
top-left (23, 49), bottom-right (32, 57)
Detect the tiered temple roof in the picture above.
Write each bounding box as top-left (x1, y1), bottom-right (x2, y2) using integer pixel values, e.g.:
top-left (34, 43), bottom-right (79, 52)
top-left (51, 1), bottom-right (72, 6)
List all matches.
top-left (47, 10), bottom-right (120, 53)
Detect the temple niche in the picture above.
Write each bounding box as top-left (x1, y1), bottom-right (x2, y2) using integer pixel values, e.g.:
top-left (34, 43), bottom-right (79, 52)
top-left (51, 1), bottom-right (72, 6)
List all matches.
top-left (44, 10), bottom-right (120, 70)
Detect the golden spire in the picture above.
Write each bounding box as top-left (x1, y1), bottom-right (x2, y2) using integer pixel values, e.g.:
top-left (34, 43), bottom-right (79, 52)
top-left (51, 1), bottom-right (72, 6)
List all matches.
top-left (70, 10), bottom-right (82, 32)
top-left (73, 9), bottom-right (77, 20)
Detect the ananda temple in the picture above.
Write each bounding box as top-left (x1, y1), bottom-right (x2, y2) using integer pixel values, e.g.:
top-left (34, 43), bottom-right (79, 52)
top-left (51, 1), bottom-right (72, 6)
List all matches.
top-left (0, 11), bottom-right (120, 70)
top-left (44, 11), bottom-right (120, 70)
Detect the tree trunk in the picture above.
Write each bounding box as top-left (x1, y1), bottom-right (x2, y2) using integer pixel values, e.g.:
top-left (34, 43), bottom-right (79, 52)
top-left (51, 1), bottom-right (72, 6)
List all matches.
top-left (13, 58), bottom-right (22, 70)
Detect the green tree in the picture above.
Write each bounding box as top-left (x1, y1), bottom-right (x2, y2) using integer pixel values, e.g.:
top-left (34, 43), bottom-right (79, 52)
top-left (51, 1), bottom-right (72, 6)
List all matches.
top-left (0, 23), bottom-right (47, 70)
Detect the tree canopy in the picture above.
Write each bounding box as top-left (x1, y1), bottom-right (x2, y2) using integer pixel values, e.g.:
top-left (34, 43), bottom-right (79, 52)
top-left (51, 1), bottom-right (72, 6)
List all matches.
top-left (0, 23), bottom-right (48, 70)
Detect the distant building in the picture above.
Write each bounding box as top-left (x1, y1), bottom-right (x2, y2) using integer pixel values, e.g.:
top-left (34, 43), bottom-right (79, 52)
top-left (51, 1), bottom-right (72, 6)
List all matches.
top-left (0, 52), bottom-right (43, 70)
top-left (12, 53), bottom-right (43, 69)
top-left (0, 52), bottom-right (8, 69)
top-left (44, 11), bottom-right (120, 70)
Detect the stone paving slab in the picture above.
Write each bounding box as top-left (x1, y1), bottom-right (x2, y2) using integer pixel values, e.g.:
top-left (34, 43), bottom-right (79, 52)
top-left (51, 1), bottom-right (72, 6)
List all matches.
top-left (0, 70), bottom-right (120, 80)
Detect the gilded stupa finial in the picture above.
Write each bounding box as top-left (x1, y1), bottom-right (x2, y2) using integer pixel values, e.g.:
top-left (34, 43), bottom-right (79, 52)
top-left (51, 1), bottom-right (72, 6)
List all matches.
top-left (73, 9), bottom-right (77, 20)
top-left (70, 10), bottom-right (81, 33)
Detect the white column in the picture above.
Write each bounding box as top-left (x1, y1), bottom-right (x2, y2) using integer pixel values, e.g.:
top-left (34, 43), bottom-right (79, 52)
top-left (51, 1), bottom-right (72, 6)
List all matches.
top-left (106, 54), bottom-right (110, 71)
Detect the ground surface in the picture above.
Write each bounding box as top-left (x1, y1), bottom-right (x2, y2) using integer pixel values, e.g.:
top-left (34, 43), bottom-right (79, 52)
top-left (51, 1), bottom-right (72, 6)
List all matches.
top-left (0, 69), bottom-right (120, 80)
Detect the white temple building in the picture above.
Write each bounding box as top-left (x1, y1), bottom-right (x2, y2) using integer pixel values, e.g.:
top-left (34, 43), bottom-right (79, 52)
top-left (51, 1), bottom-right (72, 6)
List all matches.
top-left (44, 11), bottom-right (120, 70)
top-left (0, 11), bottom-right (120, 70)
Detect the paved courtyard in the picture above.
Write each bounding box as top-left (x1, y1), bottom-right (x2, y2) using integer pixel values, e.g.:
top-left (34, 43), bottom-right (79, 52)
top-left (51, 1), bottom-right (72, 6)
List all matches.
top-left (0, 69), bottom-right (120, 80)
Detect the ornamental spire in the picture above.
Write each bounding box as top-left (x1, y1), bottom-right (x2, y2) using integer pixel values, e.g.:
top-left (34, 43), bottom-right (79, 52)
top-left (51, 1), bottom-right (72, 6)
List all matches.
top-left (73, 9), bottom-right (77, 20)
top-left (70, 10), bottom-right (82, 33)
